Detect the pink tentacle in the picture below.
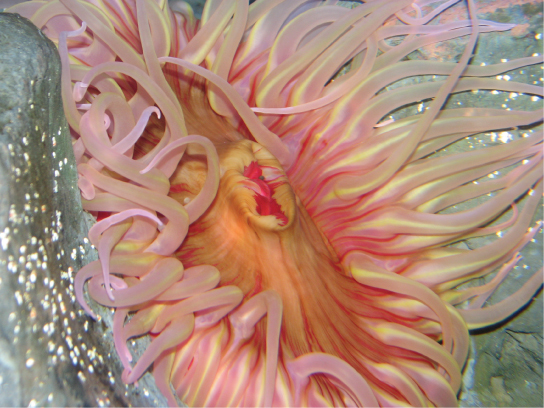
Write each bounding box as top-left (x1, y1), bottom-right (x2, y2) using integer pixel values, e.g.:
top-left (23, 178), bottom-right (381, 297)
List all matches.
top-left (88, 209), bottom-right (164, 246)
top-left (153, 349), bottom-right (178, 407)
top-left (152, 286), bottom-right (244, 333)
top-left (229, 290), bottom-right (283, 407)
top-left (113, 307), bottom-right (132, 370)
top-left (78, 163), bottom-right (189, 256)
top-left (287, 352), bottom-right (379, 407)
top-left (141, 135), bottom-right (220, 223)
top-left (459, 268), bottom-right (544, 330)
top-left (88, 257), bottom-right (184, 307)
top-left (158, 56), bottom-right (292, 169)
top-left (122, 314), bottom-right (195, 384)
top-left (113, 106), bottom-right (161, 155)
top-left (155, 264), bottom-right (221, 301)
top-left (95, 221), bottom-right (132, 302)
top-left (347, 251), bottom-right (455, 354)
top-left (365, 320), bottom-right (461, 393)
top-left (74, 253), bottom-right (162, 318)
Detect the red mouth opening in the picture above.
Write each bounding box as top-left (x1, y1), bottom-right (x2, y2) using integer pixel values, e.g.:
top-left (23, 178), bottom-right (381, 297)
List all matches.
top-left (243, 161), bottom-right (288, 226)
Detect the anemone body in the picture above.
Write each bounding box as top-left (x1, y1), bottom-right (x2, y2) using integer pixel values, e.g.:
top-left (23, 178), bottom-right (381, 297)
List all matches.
top-left (9, 0), bottom-right (543, 406)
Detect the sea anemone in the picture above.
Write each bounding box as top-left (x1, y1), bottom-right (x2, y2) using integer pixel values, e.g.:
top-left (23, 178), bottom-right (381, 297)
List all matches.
top-left (8, 0), bottom-right (543, 406)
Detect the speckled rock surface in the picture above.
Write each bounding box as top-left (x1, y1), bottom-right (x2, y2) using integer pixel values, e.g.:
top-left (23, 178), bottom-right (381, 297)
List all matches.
top-left (0, 12), bottom-right (167, 407)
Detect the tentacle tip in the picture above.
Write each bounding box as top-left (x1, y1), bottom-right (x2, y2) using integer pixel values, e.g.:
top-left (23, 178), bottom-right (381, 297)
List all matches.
top-left (139, 166), bottom-right (151, 175)
top-left (73, 82), bottom-right (89, 102)
top-left (121, 369), bottom-right (132, 384)
top-left (78, 178), bottom-right (96, 201)
top-left (67, 21), bottom-right (87, 38)
top-left (81, 304), bottom-right (97, 320)
top-left (106, 286), bottom-right (116, 302)
top-left (76, 291), bottom-right (98, 320)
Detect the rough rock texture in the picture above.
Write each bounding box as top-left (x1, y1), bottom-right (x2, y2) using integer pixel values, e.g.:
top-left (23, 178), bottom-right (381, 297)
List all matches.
top-left (0, 12), bottom-right (166, 407)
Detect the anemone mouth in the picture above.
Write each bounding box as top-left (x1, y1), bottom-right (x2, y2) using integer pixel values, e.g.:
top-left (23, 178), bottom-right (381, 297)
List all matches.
top-left (217, 140), bottom-right (295, 231)
top-left (175, 138), bottom-right (325, 296)
top-left (11, 0), bottom-right (544, 406)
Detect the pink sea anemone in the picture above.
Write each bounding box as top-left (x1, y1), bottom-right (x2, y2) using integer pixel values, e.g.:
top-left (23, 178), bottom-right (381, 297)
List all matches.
top-left (9, 0), bottom-right (543, 406)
